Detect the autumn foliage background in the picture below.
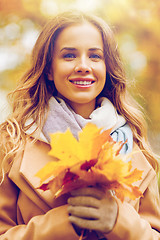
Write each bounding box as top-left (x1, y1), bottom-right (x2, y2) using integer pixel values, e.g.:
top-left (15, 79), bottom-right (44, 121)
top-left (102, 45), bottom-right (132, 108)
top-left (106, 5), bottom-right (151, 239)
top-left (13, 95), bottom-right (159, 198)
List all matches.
top-left (0, 0), bottom-right (160, 186)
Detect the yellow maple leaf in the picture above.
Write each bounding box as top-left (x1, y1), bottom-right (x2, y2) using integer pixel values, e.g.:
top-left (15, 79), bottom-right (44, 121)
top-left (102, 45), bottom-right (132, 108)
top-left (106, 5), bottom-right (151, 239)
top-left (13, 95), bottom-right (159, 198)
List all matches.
top-left (49, 128), bottom-right (79, 164)
top-left (35, 161), bottom-right (65, 184)
top-left (49, 123), bottom-right (111, 162)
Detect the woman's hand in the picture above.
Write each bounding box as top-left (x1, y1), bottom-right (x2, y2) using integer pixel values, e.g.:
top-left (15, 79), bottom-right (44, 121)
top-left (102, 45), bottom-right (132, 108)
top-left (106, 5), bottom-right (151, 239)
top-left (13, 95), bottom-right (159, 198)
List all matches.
top-left (67, 186), bottom-right (118, 234)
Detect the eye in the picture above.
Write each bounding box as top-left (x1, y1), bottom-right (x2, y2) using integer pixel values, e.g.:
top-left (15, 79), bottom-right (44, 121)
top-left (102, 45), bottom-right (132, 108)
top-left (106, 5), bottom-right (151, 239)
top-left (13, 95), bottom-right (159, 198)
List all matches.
top-left (89, 54), bottom-right (102, 61)
top-left (63, 53), bottom-right (76, 60)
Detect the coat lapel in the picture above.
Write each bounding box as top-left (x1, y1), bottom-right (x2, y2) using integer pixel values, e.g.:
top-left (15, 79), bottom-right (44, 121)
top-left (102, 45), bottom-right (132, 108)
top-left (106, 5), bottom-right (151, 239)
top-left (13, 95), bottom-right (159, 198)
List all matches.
top-left (9, 139), bottom-right (68, 212)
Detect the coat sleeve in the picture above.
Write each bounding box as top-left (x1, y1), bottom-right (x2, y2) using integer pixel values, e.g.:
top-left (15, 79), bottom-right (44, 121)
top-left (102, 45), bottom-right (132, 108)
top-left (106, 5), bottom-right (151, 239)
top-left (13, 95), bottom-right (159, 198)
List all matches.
top-left (0, 174), bottom-right (79, 240)
top-left (105, 175), bottom-right (160, 240)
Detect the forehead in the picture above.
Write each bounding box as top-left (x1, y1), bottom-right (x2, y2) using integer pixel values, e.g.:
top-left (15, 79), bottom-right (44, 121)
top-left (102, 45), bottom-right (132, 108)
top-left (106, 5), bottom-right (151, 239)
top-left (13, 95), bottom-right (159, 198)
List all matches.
top-left (54, 22), bottom-right (104, 50)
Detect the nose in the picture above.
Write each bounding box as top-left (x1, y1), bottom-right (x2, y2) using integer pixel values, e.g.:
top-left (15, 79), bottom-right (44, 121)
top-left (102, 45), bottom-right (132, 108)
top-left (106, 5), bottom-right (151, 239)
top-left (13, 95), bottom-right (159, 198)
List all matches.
top-left (74, 57), bottom-right (91, 73)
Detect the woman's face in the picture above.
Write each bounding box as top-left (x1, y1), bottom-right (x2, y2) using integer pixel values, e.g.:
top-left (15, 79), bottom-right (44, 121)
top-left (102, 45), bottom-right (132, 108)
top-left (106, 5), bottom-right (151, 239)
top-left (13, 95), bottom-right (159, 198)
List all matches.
top-left (48, 22), bottom-right (106, 112)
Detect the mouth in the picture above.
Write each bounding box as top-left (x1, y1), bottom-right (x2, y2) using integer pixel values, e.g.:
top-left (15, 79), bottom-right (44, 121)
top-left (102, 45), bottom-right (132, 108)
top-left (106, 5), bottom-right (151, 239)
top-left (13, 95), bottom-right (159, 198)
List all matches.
top-left (69, 79), bottom-right (95, 86)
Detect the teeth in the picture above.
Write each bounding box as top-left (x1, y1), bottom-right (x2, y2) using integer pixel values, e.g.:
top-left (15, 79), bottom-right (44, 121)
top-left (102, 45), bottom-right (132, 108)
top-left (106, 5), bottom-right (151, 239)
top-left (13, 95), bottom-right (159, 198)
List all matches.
top-left (72, 81), bottom-right (92, 85)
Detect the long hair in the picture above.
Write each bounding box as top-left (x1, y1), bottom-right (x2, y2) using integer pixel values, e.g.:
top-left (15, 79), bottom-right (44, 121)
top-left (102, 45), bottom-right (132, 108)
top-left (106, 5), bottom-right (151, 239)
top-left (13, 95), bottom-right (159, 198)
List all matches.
top-left (0, 10), bottom-right (158, 181)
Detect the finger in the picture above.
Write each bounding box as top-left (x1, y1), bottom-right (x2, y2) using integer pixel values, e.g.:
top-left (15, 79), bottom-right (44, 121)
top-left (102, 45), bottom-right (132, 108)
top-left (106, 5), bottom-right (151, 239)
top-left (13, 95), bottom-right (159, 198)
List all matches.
top-left (68, 215), bottom-right (100, 231)
top-left (71, 187), bottom-right (105, 199)
top-left (68, 205), bottom-right (99, 219)
top-left (68, 196), bottom-right (99, 208)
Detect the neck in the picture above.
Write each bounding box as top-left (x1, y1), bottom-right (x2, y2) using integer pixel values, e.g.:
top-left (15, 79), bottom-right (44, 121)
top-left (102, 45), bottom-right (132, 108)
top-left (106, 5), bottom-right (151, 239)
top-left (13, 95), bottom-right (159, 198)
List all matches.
top-left (67, 100), bottom-right (96, 119)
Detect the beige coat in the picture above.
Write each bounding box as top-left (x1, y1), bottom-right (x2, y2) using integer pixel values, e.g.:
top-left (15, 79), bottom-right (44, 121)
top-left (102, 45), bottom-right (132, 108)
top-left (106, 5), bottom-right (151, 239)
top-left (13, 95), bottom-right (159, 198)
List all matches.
top-left (0, 138), bottom-right (160, 240)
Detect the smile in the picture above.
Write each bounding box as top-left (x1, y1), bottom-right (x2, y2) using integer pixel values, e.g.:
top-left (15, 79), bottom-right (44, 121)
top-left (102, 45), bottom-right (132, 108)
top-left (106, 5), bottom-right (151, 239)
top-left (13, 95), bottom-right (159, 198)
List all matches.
top-left (69, 79), bottom-right (95, 87)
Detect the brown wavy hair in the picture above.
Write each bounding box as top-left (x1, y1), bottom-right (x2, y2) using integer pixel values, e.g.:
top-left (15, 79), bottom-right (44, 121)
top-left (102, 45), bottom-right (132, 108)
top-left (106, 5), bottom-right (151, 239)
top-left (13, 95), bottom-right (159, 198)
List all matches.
top-left (0, 10), bottom-right (159, 181)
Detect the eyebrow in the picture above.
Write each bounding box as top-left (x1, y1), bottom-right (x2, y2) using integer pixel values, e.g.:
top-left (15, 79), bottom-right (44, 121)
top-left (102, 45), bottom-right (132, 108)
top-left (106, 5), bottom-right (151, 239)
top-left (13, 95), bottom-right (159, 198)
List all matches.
top-left (88, 48), bottom-right (104, 53)
top-left (60, 47), bottom-right (77, 52)
top-left (60, 47), bottom-right (103, 52)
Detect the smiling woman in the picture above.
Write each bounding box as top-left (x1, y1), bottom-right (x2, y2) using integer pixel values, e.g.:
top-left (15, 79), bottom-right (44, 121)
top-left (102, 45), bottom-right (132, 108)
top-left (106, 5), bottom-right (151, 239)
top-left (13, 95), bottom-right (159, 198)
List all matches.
top-left (0, 10), bottom-right (160, 240)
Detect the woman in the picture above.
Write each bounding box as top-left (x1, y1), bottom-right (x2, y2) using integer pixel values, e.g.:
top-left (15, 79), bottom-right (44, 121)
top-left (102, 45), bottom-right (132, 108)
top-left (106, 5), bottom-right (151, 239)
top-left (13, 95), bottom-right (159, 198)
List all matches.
top-left (0, 11), bottom-right (160, 240)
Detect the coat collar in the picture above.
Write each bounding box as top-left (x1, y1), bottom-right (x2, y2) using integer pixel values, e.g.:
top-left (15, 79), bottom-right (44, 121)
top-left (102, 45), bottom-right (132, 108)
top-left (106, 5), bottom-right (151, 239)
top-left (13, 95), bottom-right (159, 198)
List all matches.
top-left (9, 138), bottom-right (155, 211)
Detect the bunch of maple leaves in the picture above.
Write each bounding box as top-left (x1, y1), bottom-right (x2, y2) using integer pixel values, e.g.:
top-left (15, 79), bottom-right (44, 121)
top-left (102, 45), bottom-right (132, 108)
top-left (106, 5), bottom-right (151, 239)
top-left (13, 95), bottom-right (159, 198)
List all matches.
top-left (36, 123), bottom-right (143, 202)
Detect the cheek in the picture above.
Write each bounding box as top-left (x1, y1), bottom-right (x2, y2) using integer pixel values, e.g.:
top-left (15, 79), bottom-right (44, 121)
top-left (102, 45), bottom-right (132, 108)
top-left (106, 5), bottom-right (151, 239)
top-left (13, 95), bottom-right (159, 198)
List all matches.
top-left (97, 63), bottom-right (106, 81)
top-left (99, 65), bottom-right (107, 91)
top-left (54, 62), bottom-right (74, 78)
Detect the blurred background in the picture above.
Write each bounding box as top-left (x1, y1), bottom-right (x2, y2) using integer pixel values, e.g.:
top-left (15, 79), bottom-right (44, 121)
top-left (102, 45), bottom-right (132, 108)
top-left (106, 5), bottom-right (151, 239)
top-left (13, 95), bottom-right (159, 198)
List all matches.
top-left (0, 0), bottom-right (160, 156)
